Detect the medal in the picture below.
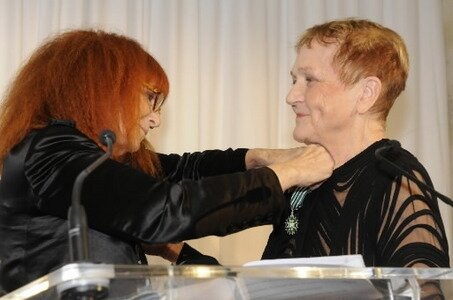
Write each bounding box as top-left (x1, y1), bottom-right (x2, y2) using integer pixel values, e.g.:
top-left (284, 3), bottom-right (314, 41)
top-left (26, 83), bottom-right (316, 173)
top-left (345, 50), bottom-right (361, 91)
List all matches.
top-left (284, 186), bottom-right (311, 236)
top-left (284, 211), bottom-right (299, 235)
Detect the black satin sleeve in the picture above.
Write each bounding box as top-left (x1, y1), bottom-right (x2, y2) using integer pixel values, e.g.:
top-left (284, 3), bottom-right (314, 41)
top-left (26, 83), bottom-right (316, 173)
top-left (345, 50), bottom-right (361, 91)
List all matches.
top-left (158, 148), bottom-right (248, 181)
top-left (24, 125), bottom-right (285, 244)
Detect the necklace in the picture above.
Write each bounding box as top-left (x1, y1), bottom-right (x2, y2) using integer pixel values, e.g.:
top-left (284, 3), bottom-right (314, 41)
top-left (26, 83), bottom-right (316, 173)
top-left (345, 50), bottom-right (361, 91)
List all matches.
top-left (284, 186), bottom-right (311, 235)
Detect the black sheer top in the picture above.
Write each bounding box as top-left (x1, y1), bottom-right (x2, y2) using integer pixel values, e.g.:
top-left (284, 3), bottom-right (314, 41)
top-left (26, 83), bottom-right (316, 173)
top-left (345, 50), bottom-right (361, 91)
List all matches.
top-left (262, 139), bottom-right (449, 267)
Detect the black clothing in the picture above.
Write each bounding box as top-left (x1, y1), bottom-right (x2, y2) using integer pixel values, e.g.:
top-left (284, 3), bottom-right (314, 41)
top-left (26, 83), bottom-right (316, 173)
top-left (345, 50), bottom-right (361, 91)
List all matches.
top-left (262, 139), bottom-right (450, 268)
top-left (176, 243), bottom-right (220, 265)
top-left (0, 123), bottom-right (284, 293)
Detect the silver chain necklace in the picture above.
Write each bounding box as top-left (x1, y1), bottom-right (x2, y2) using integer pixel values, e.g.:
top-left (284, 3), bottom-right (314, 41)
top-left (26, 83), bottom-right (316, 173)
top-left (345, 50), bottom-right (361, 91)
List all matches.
top-left (284, 186), bottom-right (311, 235)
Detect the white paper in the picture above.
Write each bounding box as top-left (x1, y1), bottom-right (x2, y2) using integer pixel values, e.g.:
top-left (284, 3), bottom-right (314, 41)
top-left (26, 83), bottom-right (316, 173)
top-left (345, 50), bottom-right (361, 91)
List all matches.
top-left (244, 254), bottom-right (366, 268)
top-left (238, 255), bottom-right (385, 299)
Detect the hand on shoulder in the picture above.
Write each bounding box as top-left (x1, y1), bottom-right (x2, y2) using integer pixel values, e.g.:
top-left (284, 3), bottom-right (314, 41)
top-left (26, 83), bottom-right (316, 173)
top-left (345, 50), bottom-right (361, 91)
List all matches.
top-left (267, 144), bottom-right (334, 191)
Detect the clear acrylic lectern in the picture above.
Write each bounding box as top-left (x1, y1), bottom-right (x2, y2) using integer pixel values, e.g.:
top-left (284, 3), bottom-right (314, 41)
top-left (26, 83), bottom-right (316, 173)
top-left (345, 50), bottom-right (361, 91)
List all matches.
top-left (2, 263), bottom-right (453, 299)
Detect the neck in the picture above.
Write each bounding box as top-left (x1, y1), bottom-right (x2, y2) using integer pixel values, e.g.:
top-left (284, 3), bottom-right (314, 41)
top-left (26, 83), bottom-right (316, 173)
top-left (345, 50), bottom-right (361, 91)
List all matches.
top-left (323, 120), bottom-right (385, 169)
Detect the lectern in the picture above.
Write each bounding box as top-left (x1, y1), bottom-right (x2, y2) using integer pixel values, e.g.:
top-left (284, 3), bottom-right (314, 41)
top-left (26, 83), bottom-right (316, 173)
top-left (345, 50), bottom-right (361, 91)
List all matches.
top-left (2, 263), bottom-right (453, 299)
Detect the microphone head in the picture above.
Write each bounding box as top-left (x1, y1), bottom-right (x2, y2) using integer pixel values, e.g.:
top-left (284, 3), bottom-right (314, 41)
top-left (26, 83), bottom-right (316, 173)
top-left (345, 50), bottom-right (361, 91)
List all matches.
top-left (388, 140), bottom-right (401, 149)
top-left (99, 130), bottom-right (116, 146)
top-left (375, 140), bottom-right (401, 157)
top-left (375, 140), bottom-right (403, 178)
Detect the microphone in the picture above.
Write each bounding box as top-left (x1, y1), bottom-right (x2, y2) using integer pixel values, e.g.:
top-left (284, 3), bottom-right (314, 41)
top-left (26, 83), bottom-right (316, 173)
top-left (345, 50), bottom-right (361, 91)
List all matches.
top-left (68, 129), bottom-right (116, 262)
top-left (375, 140), bottom-right (453, 207)
top-left (60, 130), bottom-right (116, 300)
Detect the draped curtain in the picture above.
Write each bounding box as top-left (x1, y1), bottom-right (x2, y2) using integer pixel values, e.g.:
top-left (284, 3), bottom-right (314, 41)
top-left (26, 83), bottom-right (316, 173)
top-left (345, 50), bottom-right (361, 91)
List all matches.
top-left (0, 0), bottom-right (450, 265)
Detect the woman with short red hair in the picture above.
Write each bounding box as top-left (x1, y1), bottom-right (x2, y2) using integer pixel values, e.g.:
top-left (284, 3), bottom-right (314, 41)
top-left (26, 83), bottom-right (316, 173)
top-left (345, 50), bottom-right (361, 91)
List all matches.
top-left (263, 18), bottom-right (449, 269)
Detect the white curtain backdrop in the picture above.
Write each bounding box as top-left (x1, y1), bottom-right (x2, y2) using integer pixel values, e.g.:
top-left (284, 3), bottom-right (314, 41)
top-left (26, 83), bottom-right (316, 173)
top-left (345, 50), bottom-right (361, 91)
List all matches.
top-left (0, 0), bottom-right (451, 265)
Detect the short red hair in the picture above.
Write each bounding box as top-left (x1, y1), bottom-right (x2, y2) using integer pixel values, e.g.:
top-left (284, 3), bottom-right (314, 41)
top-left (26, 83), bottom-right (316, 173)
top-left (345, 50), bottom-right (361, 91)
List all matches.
top-left (297, 18), bottom-right (409, 122)
top-left (0, 30), bottom-right (168, 175)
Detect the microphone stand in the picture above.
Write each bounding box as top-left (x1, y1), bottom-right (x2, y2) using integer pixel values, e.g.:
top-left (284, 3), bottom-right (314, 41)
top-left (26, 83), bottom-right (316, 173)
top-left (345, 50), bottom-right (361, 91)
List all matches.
top-left (68, 135), bottom-right (114, 261)
top-left (375, 144), bottom-right (453, 207)
top-left (59, 130), bottom-right (116, 300)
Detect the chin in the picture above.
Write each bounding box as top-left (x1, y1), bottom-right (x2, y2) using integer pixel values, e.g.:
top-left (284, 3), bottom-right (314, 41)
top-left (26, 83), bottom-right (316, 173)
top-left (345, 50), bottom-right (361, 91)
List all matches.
top-left (129, 142), bottom-right (141, 153)
top-left (293, 132), bottom-right (319, 145)
top-left (115, 141), bottom-right (140, 156)
top-left (293, 130), bottom-right (308, 144)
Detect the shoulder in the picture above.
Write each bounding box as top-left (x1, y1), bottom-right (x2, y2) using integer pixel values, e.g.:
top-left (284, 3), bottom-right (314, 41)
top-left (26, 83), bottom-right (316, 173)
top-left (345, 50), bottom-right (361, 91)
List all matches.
top-left (375, 140), bottom-right (430, 181)
top-left (5, 121), bottom-right (96, 171)
top-left (22, 122), bottom-right (106, 199)
top-left (378, 142), bottom-right (437, 207)
top-left (24, 122), bottom-right (102, 176)
top-left (394, 145), bottom-right (431, 181)
top-left (30, 122), bottom-right (98, 154)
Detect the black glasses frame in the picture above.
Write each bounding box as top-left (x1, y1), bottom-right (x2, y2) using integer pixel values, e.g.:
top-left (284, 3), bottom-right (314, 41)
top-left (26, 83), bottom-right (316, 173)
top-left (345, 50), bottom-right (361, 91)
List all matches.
top-left (145, 88), bottom-right (166, 112)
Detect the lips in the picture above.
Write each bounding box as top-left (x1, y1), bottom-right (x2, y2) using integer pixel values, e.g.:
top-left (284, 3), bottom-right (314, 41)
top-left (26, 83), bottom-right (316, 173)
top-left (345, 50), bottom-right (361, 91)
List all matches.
top-left (296, 113), bottom-right (308, 118)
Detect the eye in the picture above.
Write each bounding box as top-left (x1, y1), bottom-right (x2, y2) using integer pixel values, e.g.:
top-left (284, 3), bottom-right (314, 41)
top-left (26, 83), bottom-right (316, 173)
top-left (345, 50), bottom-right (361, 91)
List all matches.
top-left (305, 74), bottom-right (318, 85)
top-left (290, 71), bottom-right (297, 85)
top-left (148, 98), bottom-right (156, 109)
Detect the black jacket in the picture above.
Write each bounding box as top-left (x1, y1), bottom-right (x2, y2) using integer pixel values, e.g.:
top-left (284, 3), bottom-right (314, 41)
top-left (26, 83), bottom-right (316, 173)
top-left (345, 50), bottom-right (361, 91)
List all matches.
top-left (0, 122), bottom-right (284, 293)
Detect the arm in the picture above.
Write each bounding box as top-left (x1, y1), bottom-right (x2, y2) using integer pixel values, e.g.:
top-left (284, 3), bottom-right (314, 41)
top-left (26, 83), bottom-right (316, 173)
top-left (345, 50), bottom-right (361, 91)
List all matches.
top-left (26, 126), bottom-right (285, 244)
top-left (158, 148), bottom-right (248, 181)
top-left (160, 145), bottom-right (333, 191)
top-left (147, 144), bottom-right (334, 264)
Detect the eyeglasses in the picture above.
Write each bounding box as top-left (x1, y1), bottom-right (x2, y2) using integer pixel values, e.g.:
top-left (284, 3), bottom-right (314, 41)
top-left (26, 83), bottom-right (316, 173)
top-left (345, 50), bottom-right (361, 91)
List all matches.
top-left (144, 88), bottom-right (166, 113)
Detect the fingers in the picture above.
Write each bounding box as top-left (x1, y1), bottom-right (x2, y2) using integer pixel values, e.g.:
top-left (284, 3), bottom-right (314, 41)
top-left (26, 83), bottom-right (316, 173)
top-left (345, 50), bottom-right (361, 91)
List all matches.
top-left (296, 144), bottom-right (334, 186)
top-left (245, 146), bottom-right (308, 169)
top-left (269, 144), bottom-right (334, 191)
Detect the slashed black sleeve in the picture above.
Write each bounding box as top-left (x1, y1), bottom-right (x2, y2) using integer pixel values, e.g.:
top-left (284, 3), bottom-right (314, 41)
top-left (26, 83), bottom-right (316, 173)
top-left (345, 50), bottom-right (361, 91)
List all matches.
top-left (375, 153), bottom-right (449, 267)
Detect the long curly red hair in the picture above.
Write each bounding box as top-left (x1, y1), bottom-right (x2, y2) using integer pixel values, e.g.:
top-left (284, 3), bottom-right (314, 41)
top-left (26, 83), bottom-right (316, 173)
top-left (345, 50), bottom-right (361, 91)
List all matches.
top-left (0, 29), bottom-right (169, 176)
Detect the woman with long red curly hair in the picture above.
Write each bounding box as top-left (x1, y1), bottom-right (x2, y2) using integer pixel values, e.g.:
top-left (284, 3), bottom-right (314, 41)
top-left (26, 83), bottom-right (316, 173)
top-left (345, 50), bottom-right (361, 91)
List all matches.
top-left (0, 29), bottom-right (334, 294)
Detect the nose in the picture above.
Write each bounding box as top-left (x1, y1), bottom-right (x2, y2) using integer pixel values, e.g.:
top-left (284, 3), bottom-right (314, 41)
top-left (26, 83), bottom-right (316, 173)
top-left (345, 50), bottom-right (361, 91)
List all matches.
top-left (149, 111), bottom-right (161, 128)
top-left (286, 83), bottom-right (304, 105)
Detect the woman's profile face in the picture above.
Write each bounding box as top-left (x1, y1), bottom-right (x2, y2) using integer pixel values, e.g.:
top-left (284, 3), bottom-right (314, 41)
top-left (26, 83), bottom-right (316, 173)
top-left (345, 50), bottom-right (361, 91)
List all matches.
top-left (286, 41), bottom-right (364, 146)
top-left (136, 89), bottom-right (162, 146)
top-left (115, 88), bottom-right (162, 156)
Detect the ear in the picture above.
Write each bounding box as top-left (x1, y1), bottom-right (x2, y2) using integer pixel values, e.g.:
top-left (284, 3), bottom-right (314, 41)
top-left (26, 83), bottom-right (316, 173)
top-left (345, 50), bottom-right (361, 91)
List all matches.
top-left (356, 76), bottom-right (382, 114)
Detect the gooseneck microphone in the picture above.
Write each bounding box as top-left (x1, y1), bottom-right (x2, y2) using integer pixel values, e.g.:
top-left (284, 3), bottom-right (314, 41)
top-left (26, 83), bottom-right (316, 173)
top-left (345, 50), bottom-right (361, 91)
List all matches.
top-left (375, 140), bottom-right (453, 207)
top-left (60, 130), bottom-right (116, 300)
top-left (68, 129), bottom-right (116, 262)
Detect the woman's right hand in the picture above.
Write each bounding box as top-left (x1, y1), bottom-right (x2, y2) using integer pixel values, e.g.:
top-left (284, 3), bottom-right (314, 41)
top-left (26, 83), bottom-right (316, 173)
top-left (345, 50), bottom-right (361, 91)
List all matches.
top-left (142, 242), bottom-right (185, 263)
top-left (268, 144), bottom-right (334, 191)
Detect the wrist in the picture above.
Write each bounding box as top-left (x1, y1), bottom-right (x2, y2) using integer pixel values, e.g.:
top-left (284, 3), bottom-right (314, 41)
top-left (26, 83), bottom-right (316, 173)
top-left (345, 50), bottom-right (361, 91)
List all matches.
top-left (268, 163), bottom-right (298, 191)
top-left (142, 242), bottom-right (185, 263)
top-left (164, 243), bottom-right (184, 263)
top-left (245, 149), bottom-right (267, 169)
